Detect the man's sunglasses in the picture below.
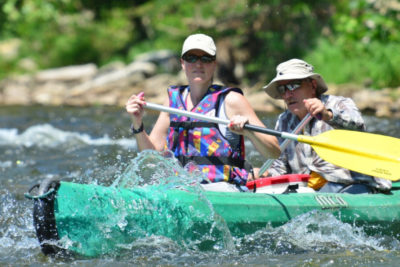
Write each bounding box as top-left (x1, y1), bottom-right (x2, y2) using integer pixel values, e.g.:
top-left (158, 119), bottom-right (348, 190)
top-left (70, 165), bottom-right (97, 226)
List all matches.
top-left (182, 54), bottom-right (216, 63)
top-left (277, 79), bottom-right (305, 95)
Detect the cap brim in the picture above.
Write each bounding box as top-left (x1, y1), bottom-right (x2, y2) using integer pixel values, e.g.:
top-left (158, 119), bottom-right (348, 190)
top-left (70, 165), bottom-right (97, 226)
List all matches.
top-left (181, 47), bottom-right (216, 56)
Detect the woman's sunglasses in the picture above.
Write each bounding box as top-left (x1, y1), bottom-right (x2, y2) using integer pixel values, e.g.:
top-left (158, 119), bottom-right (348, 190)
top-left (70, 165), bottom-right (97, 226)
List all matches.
top-left (277, 79), bottom-right (305, 95)
top-left (182, 54), bottom-right (216, 63)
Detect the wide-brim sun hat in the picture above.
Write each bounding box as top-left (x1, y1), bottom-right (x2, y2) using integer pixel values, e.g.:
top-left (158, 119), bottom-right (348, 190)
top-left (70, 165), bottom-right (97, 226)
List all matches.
top-left (181, 33), bottom-right (216, 57)
top-left (263, 58), bottom-right (328, 99)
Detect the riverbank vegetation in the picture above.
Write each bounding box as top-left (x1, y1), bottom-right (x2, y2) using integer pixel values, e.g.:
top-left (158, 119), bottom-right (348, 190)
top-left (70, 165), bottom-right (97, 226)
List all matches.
top-left (0, 0), bottom-right (399, 89)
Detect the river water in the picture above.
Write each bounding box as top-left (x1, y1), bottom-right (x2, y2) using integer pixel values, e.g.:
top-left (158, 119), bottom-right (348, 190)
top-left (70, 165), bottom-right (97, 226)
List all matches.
top-left (1, 105), bottom-right (400, 267)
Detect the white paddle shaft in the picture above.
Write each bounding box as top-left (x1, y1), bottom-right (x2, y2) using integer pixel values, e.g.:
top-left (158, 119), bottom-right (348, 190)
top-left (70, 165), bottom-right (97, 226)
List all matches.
top-left (145, 102), bottom-right (229, 125)
top-left (258, 113), bottom-right (312, 175)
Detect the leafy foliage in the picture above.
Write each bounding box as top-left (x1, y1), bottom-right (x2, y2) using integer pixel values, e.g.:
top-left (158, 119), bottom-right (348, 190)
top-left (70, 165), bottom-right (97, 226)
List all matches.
top-left (307, 0), bottom-right (400, 88)
top-left (0, 0), bottom-right (399, 88)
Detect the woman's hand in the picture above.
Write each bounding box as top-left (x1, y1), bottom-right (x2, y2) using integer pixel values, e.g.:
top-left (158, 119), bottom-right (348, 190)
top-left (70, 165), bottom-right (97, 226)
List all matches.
top-left (228, 115), bottom-right (249, 135)
top-left (126, 92), bottom-right (145, 129)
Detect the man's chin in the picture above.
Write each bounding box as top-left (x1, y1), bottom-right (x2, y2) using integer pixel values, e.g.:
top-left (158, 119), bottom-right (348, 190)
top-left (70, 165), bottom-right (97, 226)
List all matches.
top-left (288, 107), bottom-right (302, 116)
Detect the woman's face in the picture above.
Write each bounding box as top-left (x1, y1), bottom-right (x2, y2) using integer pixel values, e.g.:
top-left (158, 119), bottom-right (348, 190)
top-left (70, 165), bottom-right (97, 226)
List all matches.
top-left (181, 49), bottom-right (216, 86)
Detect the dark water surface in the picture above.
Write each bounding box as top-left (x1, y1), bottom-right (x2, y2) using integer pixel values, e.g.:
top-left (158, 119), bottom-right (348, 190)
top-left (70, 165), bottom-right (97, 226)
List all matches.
top-left (1, 105), bottom-right (400, 266)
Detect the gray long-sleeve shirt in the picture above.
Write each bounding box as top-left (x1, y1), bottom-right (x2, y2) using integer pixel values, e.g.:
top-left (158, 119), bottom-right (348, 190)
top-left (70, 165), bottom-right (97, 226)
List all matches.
top-left (267, 94), bottom-right (391, 190)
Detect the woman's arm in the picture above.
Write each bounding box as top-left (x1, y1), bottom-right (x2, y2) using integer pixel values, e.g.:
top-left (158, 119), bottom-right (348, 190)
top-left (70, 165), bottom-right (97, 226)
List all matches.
top-left (224, 91), bottom-right (281, 159)
top-left (126, 94), bottom-right (169, 151)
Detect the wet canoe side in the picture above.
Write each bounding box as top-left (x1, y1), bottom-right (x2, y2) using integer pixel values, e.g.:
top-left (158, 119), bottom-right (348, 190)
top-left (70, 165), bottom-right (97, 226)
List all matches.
top-left (207, 188), bottom-right (400, 234)
top-left (35, 181), bottom-right (400, 257)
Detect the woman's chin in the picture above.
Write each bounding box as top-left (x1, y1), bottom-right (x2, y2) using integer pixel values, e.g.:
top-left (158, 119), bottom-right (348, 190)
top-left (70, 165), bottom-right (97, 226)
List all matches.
top-left (192, 77), bottom-right (205, 81)
top-left (191, 77), bottom-right (209, 84)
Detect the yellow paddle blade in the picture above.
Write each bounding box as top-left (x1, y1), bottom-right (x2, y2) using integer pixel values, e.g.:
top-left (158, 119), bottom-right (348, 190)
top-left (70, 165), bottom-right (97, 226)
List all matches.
top-left (297, 130), bottom-right (400, 181)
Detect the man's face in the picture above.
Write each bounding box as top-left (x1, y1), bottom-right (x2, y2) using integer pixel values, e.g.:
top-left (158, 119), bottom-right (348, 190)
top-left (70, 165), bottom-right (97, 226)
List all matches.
top-left (278, 79), bottom-right (316, 118)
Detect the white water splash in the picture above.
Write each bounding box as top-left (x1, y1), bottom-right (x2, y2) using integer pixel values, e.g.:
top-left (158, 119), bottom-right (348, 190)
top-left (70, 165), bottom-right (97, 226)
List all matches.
top-left (238, 210), bottom-right (396, 256)
top-left (112, 150), bottom-right (203, 188)
top-left (0, 124), bottom-right (135, 148)
top-left (279, 211), bottom-right (385, 251)
top-left (0, 161), bottom-right (12, 169)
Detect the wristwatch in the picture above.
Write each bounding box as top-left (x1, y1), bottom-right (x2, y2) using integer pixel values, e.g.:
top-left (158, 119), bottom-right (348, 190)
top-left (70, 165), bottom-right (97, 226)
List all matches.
top-left (130, 122), bottom-right (144, 134)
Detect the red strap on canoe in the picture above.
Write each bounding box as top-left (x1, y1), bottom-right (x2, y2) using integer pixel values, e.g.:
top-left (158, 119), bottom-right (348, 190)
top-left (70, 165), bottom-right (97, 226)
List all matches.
top-left (246, 174), bottom-right (310, 190)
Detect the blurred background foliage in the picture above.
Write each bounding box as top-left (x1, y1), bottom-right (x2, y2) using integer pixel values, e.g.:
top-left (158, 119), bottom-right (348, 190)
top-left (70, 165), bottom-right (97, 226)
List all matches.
top-left (0, 0), bottom-right (399, 89)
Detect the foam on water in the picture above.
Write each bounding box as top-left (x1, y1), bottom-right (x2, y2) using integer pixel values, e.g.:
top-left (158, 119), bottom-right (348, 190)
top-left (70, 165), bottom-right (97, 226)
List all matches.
top-left (238, 211), bottom-right (397, 255)
top-left (0, 189), bottom-right (39, 262)
top-left (0, 124), bottom-right (136, 148)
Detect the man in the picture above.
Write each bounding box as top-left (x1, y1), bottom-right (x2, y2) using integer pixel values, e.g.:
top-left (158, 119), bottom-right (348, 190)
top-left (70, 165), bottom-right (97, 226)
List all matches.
top-left (262, 58), bottom-right (391, 193)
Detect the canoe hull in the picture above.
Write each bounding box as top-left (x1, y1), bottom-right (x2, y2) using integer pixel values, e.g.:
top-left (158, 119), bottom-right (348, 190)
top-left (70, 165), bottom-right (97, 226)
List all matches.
top-left (30, 180), bottom-right (400, 257)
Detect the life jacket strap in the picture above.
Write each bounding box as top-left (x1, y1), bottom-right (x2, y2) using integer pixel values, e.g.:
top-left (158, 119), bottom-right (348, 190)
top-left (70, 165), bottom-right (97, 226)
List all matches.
top-left (177, 155), bottom-right (252, 172)
top-left (170, 121), bottom-right (218, 129)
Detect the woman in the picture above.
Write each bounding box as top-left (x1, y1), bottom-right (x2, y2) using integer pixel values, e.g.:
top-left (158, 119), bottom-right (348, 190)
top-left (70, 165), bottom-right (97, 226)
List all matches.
top-left (126, 33), bottom-right (280, 187)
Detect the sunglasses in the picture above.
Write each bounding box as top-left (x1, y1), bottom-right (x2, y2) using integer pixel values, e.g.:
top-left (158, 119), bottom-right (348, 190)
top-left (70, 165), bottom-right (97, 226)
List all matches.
top-left (277, 80), bottom-right (305, 95)
top-left (182, 54), bottom-right (216, 63)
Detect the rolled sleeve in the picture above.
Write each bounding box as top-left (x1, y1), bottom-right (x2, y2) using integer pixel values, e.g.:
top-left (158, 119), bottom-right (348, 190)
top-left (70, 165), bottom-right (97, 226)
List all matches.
top-left (323, 96), bottom-right (365, 131)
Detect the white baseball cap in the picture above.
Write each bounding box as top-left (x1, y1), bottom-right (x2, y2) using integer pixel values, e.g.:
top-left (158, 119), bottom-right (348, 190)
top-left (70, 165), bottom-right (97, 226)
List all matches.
top-left (181, 33), bottom-right (216, 56)
top-left (263, 59), bottom-right (328, 99)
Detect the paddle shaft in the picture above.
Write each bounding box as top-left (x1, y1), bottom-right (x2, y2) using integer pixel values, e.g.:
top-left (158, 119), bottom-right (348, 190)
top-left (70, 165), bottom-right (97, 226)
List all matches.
top-left (258, 113), bottom-right (312, 175)
top-left (145, 102), bottom-right (296, 139)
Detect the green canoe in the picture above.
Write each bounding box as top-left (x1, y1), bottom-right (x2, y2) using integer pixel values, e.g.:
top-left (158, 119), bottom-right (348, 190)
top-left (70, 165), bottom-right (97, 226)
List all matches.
top-left (27, 177), bottom-right (400, 258)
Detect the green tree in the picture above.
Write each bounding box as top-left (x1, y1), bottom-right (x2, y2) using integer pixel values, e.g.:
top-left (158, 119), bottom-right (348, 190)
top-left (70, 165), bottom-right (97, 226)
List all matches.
top-left (1, 0), bottom-right (399, 88)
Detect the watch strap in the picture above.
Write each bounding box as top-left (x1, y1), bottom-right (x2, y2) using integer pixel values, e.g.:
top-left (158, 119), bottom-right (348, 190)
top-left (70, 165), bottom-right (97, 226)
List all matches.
top-left (131, 122), bottom-right (144, 134)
